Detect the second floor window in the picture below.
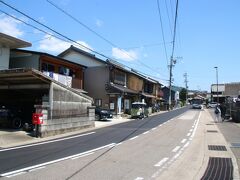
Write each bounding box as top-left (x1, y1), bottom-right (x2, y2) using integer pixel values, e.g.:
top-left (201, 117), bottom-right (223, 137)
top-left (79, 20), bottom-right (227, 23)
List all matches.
top-left (42, 62), bottom-right (55, 72)
top-left (144, 82), bottom-right (153, 94)
top-left (113, 70), bottom-right (126, 86)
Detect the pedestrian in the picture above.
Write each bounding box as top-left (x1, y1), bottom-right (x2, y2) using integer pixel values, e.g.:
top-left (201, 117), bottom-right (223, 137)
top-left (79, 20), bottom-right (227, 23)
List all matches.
top-left (215, 105), bottom-right (222, 123)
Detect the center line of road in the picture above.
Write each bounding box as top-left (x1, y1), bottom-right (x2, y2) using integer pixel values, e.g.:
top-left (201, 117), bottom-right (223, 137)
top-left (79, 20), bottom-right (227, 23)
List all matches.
top-left (0, 143), bottom-right (116, 177)
top-left (154, 157), bottom-right (169, 167)
top-left (135, 177), bottom-right (144, 180)
top-left (181, 139), bottom-right (187, 144)
top-left (130, 136), bottom-right (139, 140)
top-left (172, 146), bottom-right (181, 153)
top-left (0, 132), bottom-right (96, 152)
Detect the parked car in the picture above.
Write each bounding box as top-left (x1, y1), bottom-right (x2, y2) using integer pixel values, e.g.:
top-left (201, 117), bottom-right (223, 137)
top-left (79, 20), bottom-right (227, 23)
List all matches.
top-left (95, 107), bottom-right (113, 120)
top-left (207, 102), bottom-right (218, 108)
top-left (0, 105), bottom-right (34, 130)
top-left (131, 102), bottom-right (149, 119)
top-left (0, 105), bottom-right (23, 129)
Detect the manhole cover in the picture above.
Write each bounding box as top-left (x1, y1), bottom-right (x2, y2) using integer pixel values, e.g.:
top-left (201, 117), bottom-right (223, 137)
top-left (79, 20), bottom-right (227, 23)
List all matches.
top-left (201, 157), bottom-right (233, 180)
top-left (208, 145), bottom-right (227, 151)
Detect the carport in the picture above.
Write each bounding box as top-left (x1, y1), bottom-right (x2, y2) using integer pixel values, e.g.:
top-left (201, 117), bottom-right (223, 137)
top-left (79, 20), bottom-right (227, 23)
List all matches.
top-left (0, 68), bottom-right (95, 137)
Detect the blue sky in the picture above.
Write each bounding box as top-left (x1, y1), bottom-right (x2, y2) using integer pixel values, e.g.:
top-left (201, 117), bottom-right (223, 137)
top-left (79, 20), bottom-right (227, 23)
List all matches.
top-left (1, 0), bottom-right (240, 92)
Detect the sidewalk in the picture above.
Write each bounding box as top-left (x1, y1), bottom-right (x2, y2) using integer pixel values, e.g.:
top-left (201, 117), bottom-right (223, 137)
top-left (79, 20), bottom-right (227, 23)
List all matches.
top-left (157, 109), bottom-right (239, 180)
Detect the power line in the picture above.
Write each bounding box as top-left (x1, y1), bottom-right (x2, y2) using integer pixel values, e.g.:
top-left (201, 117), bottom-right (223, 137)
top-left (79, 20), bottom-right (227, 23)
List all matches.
top-left (0, 0), bottom-right (110, 60)
top-left (46, 0), bottom-right (167, 80)
top-left (164, 0), bottom-right (173, 37)
top-left (1, 0), bottom-right (168, 81)
top-left (99, 42), bottom-right (172, 52)
top-left (46, 0), bottom-right (117, 48)
top-left (0, 9), bottom-right (67, 42)
top-left (156, 0), bottom-right (169, 67)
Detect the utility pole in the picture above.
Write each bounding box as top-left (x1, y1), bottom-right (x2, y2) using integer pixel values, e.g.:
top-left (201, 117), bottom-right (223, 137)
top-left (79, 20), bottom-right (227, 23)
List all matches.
top-left (168, 58), bottom-right (176, 109)
top-left (168, 0), bottom-right (179, 110)
top-left (214, 66), bottom-right (219, 104)
top-left (183, 73), bottom-right (188, 102)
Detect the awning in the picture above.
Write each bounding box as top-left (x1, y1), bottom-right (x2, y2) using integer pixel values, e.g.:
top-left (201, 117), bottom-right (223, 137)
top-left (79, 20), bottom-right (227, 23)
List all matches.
top-left (0, 68), bottom-right (89, 98)
top-left (141, 92), bottom-right (156, 98)
top-left (0, 33), bottom-right (31, 49)
top-left (106, 83), bottom-right (138, 94)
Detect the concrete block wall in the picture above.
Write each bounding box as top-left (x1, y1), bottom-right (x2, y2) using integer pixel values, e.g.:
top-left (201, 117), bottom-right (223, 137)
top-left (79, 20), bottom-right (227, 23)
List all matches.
top-left (38, 83), bottom-right (95, 137)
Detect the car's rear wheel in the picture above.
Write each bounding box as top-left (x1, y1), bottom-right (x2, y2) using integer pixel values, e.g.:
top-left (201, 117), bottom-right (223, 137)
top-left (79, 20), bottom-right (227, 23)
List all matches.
top-left (12, 117), bottom-right (22, 129)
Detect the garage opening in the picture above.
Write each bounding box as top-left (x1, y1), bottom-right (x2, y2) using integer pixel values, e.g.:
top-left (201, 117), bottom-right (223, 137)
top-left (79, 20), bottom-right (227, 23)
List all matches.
top-left (0, 89), bottom-right (49, 129)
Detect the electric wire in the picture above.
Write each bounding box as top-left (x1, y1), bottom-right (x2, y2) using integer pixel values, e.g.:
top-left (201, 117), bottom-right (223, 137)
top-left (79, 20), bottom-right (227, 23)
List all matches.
top-left (45, 0), bottom-right (168, 79)
top-left (1, 9), bottom-right (169, 82)
top-left (0, 0), bottom-right (111, 60)
top-left (0, 0), bottom-right (169, 82)
top-left (156, 0), bottom-right (169, 68)
top-left (164, 0), bottom-right (173, 37)
top-left (46, 0), bottom-right (117, 48)
top-left (0, 9), bottom-right (67, 43)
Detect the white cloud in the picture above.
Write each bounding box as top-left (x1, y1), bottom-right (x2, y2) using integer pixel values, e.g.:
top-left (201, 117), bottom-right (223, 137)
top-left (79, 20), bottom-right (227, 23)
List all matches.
top-left (0, 14), bottom-right (24, 38)
top-left (96, 19), bottom-right (103, 27)
top-left (38, 34), bottom-right (93, 54)
top-left (112, 47), bottom-right (138, 61)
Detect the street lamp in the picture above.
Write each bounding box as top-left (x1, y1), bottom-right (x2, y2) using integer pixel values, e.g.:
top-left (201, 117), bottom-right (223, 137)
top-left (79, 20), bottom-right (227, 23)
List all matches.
top-left (214, 66), bottom-right (219, 104)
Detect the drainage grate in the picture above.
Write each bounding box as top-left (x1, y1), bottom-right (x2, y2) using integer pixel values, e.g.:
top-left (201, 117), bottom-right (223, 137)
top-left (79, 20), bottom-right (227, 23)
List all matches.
top-left (208, 145), bottom-right (227, 151)
top-left (207, 130), bottom-right (218, 133)
top-left (231, 143), bottom-right (240, 148)
top-left (201, 157), bottom-right (233, 180)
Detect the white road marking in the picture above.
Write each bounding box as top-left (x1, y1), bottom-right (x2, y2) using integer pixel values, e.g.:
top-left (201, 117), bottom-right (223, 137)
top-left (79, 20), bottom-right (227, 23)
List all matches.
top-left (172, 146), bottom-right (181, 153)
top-left (135, 177), bottom-right (144, 180)
top-left (190, 112), bottom-right (201, 139)
top-left (183, 141), bottom-right (190, 148)
top-left (143, 131), bottom-right (149, 135)
top-left (181, 139), bottom-right (187, 144)
top-left (154, 157), bottom-right (169, 167)
top-left (189, 129), bottom-right (193, 132)
top-left (0, 143), bottom-right (116, 177)
top-left (28, 166), bottom-right (46, 172)
top-left (0, 132), bottom-right (96, 152)
top-left (158, 124), bottom-right (162, 127)
top-left (151, 127), bottom-right (157, 131)
top-left (71, 152), bottom-right (94, 160)
top-left (130, 136), bottom-right (139, 141)
top-left (187, 133), bottom-right (191, 137)
top-left (116, 142), bottom-right (123, 146)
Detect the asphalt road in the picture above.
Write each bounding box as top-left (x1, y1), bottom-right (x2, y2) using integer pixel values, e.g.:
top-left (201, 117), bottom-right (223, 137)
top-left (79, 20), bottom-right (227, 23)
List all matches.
top-left (0, 107), bottom-right (196, 179)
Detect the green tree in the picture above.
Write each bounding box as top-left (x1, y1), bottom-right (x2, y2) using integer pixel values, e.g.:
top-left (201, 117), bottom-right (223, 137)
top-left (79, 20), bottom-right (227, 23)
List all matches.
top-left (180, 88), bottom-right (187, 102)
